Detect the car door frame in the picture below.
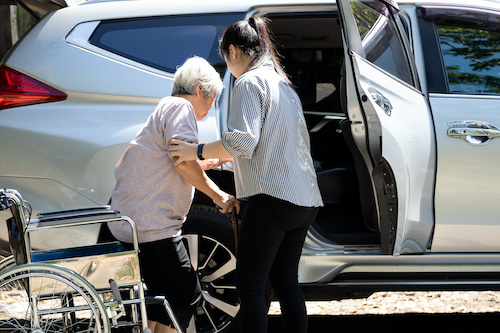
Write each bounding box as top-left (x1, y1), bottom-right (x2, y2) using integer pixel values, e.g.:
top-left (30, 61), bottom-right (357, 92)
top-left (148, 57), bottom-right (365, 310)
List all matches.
top-left (336, 0), bottom-right (437, 255)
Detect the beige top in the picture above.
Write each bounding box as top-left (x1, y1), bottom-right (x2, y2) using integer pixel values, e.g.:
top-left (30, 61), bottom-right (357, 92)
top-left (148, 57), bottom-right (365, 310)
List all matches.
top-left (109, 96), bottom-right (198, 243)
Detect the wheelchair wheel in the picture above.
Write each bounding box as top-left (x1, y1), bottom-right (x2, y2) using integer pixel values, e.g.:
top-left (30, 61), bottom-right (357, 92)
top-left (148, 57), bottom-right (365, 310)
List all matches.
top-left (0, 255), bottom-right (15, 272)
top-left (0, 263), bottom-right (110, 333)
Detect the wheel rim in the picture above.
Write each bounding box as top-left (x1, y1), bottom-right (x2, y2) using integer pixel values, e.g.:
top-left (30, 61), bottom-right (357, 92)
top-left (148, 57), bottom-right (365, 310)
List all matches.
top-left (0, 256), bottom-right (15, 272)
top-left (0, 269), bottom-right (104, 333)
top-left (184, 234), bottom-right (239, 333)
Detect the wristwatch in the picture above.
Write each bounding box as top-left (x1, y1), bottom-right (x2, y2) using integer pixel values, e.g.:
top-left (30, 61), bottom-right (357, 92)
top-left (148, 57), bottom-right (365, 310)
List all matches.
top-left (197, 143), bottom-right (205, 160)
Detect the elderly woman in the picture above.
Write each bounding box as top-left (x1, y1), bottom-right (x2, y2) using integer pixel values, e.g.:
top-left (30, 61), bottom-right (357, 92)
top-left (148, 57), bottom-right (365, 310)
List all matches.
top-left (108, 56), bottom-right (239, 333)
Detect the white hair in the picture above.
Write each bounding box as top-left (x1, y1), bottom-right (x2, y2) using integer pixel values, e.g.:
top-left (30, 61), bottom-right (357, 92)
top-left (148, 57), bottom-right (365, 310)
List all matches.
top-left (172, 56), bottom-right (223, 97)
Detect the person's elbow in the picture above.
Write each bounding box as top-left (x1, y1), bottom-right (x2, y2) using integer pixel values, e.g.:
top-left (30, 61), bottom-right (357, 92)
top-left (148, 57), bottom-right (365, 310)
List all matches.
top-left (173, 159), bottom-right (201, 175)
top-left (222, 138), bottom-right (256, 160)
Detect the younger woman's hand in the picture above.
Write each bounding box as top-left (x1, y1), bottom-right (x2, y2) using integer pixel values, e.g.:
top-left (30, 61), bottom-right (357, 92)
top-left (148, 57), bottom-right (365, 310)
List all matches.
top-left (169, 139), bottom-right (198, 165)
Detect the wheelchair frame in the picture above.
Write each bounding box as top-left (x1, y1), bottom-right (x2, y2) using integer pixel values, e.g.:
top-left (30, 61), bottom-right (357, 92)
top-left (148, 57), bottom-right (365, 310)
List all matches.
top-left (0, 188), bottom-right (183, 333)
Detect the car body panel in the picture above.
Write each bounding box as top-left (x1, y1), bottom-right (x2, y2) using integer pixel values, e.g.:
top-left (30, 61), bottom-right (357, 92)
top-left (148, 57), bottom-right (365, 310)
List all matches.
top-left (431, 94), bottom-right (500, 252)
top-left (1, 0), bottom-right (500, 298)
top-left (338, 0), bottom-right (436, 255)
top-left (399, 2), bottom-right (500, 252)
top-left (1, 2), bottom-right (231, 206)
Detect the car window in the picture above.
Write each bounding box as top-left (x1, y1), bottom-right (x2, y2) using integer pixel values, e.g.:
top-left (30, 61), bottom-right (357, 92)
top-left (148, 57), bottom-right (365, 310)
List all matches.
top-left (349, 0), bottom-right (413, 86)
top-left (435, 19), bottom-right (500, 95)
top-left (89, 13), bottom-right (243, 74)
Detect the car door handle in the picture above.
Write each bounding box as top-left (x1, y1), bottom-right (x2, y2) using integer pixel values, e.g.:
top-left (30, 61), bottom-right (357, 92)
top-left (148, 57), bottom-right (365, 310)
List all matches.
top-left (447, 120), bottom-right (500, 145)
top-left (368, 88), bottom-right (392, 116)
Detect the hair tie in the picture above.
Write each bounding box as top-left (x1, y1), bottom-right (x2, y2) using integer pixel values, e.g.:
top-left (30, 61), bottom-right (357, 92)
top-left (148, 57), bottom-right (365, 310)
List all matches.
top-left (248, 17), bottom-right (256, 30)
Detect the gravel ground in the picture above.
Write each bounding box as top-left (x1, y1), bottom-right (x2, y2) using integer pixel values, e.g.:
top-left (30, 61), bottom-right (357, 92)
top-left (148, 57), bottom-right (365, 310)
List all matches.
top-left (269, 291), bottom-right (500, 315)
top-left (2, 252), bottom-right (500, 318)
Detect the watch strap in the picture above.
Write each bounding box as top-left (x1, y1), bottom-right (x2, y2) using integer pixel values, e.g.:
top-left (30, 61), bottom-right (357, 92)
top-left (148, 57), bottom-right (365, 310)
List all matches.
top-left (197, 143), bottom-right (205, 160)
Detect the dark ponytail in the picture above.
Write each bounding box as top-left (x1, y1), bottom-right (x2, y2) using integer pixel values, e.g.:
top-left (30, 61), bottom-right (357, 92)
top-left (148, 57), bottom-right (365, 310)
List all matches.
top-left (219, 16), bottom-right (291, 85)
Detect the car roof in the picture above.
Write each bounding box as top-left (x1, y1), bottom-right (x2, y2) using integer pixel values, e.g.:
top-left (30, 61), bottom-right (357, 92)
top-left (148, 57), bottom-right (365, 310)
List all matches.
top-left (80, 0), bottom-right (500, 11)
top-left (1, 0), bottom-right (499, 18)
top-left (397, 0), bottom-right (500, 9)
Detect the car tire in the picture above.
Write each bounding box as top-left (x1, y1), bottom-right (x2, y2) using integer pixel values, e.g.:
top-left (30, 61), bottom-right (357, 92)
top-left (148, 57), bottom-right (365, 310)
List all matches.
top-left (182, 205), bottom-right (240, 333)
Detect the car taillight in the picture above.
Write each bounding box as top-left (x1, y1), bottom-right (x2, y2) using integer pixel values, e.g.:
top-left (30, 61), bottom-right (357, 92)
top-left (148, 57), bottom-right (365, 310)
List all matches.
top-left (0, 65), bottom-right (67, 110)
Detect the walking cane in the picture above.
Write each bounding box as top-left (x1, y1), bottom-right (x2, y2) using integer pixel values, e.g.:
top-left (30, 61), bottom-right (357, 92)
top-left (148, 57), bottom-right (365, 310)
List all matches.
top-left (231, 210), bottom-right (238, 253)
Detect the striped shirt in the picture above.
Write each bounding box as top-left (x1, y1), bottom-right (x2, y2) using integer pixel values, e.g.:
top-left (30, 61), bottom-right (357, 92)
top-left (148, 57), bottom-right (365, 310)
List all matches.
top-left (222, 60), bottom-right (323, 208)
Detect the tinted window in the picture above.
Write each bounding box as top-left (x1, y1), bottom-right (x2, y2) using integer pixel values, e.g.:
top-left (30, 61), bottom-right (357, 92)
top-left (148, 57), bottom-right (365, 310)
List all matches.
top-left (350, 0), bottom-right (413, 85)
top-left (89, 13), bottom-right (243, 74)
top-left (436, 19), bottom-right (500, 95)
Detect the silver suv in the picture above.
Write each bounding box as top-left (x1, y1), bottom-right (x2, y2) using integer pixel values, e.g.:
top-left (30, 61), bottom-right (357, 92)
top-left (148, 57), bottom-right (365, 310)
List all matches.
top-left (1, 0), bottom-right (500, 332)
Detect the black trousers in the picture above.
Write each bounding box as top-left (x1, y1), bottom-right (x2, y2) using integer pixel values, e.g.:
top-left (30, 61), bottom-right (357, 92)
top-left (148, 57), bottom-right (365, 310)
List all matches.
top-left (124, 236), bottom-right (201, 330)
top-left (235, 194), bottom-right (319, 333)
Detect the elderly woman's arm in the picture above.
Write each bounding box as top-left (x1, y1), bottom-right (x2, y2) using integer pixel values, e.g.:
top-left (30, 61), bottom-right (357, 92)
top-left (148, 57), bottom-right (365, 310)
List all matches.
top-left (173, 158), bottom-right (239, 213)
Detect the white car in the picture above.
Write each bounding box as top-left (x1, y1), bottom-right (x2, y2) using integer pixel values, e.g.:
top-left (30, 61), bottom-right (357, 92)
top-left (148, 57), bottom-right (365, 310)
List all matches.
top-left (1, 0), bottom-right (500, 331)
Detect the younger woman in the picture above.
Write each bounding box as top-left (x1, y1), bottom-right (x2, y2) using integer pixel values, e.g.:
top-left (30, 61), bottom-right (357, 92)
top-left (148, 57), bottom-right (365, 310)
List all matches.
top-left (170, 17), bottom-right (323, 333)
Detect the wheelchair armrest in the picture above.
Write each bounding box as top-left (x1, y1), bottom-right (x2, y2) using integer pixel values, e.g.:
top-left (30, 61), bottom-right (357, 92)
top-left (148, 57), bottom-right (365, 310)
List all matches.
top-left (36, 206), bottom-right (121, 227)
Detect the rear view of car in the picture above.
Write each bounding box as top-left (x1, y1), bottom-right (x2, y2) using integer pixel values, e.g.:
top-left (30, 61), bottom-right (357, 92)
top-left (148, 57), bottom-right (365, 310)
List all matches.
top-left (0, 2), bottom-right (240, 249)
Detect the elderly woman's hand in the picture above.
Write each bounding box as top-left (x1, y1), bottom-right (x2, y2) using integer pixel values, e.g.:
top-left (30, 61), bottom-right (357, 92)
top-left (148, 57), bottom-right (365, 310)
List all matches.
top-left (198, 158), bottom-right (233, 170)
top-left (214, 192), bottom-right (240, 214)
top-left (169, 139), bottom-right (198, 165)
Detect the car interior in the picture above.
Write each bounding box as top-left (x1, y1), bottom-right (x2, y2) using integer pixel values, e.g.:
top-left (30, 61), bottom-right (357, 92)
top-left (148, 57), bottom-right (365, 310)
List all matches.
top-left (268, 12), bottom-right (380, 245)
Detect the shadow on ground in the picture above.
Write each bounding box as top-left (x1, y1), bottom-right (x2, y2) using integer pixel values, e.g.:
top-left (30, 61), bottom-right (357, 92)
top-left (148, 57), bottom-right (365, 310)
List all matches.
top-left (268, 312), bottom-right (500, 332)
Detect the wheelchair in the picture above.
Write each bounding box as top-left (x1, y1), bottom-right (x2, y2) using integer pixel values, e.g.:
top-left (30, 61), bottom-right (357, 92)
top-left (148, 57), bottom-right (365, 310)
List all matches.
top-left (0, 188), bottom-right (183, 333)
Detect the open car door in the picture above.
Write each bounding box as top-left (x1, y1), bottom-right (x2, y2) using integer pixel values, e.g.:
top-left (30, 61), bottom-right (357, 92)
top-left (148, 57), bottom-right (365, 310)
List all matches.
top-left (336, 0), bottom-right (436, 255)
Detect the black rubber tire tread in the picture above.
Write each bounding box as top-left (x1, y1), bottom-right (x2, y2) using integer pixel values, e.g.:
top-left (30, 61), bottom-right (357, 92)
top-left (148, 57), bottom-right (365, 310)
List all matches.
top-left (184, 205), bottom-right (235, 251)
top-left (183, 205), bottom-right (239, 333)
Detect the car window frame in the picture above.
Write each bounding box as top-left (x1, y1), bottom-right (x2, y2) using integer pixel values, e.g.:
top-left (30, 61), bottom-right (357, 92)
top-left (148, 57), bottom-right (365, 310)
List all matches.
top-left (340, 0), bottom-right (418, 89)
top-left (417, 5), bottom-right (500, 95)
top-left (67, 12), bottom-right (245, 76)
